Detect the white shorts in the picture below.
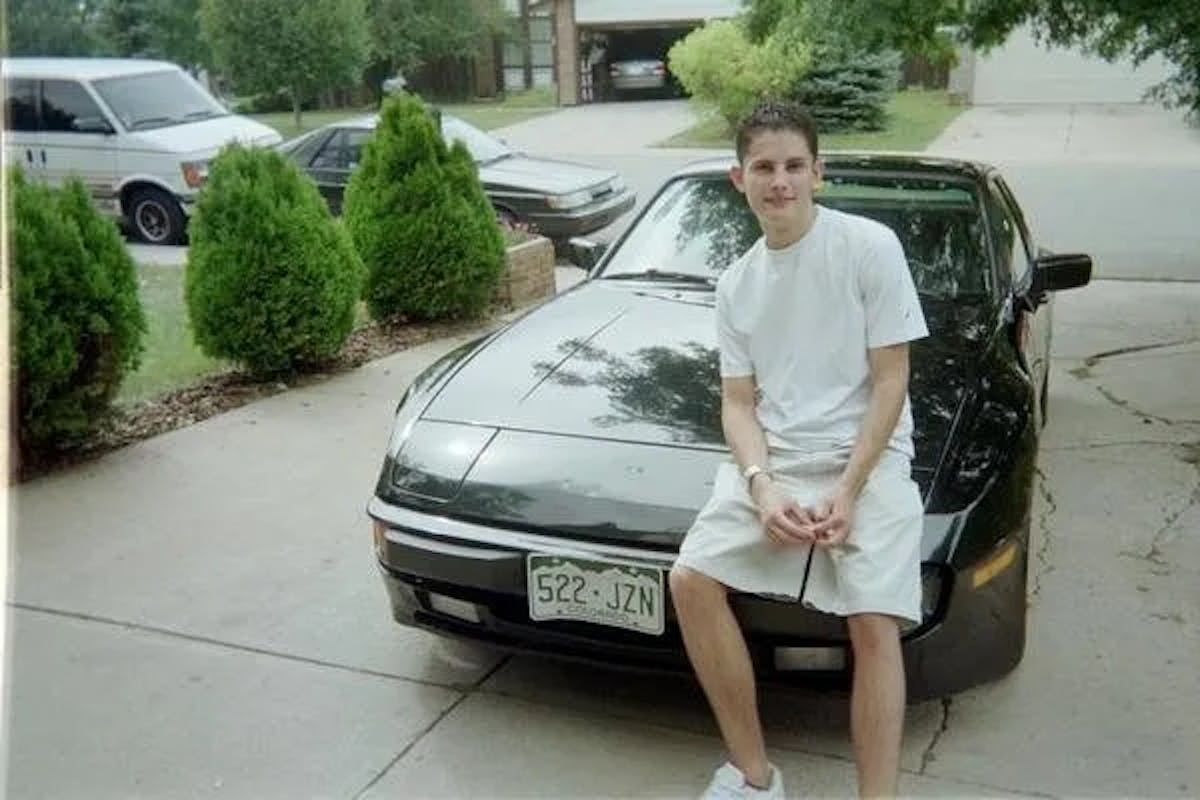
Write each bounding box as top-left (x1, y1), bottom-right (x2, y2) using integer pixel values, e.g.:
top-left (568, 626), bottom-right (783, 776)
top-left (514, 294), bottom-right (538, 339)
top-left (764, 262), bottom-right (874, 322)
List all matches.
top-left (675, 449), bottom-right (924, 624)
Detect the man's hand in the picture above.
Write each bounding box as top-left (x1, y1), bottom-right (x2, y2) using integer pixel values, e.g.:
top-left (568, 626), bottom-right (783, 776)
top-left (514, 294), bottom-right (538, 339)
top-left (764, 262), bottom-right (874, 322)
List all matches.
top-left (752, 478), bottom-right (817, 546)
top-left (810, 486), bottom-right (856, 548)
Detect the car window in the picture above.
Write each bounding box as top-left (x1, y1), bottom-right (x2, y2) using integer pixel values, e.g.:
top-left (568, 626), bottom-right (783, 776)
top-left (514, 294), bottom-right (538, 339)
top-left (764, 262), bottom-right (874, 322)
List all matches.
top-left (441, 115), bottom-right (511, 163)
top-left (278, 128), bottom-right (331, 166)
top-left (4, 78), bottom-right (38, 132)
top-left (92, 69), bottom-right (227, 131)
top-left (343, 129), bottom-right (371, 168)
top-left (994, 179), bottom-right (1034, 280)
top-left (986, 179), bottom-right (1030, 289)
top-left (40, 80), bottom-right (106, 133)
top-left (601, 174), bottom-right (993, 299)
top-left (311, 129), bottom-right (349, 169)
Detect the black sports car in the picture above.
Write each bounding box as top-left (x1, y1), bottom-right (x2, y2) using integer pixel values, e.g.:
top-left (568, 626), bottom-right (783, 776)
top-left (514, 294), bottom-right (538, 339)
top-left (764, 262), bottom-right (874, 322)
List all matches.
top-left (366, 154), bottom-right (1092, 700)
top-left (277, 112), bottom-right (635, 241)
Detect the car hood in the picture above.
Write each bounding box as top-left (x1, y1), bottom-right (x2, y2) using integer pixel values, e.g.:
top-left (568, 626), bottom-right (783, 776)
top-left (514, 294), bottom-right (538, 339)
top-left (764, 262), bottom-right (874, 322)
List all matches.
top-left (126, 114), bottom-right (282, 156)
top-left (479, 154), bottom-right (616, 195)
top-left (422, 283), bottom-right (995, 472)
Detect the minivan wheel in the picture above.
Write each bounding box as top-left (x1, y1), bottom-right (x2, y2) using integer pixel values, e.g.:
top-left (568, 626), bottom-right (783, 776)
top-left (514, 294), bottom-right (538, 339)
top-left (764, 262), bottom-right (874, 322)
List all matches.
top-left (128, 187), bottom-right (186, 245)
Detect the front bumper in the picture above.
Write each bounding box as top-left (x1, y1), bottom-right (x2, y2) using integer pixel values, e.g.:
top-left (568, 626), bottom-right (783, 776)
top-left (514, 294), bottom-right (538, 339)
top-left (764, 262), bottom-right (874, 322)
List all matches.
top-left (527, 190), bottom-right (636, 239)
top-left (368, 497), bottom-right (1027, 700)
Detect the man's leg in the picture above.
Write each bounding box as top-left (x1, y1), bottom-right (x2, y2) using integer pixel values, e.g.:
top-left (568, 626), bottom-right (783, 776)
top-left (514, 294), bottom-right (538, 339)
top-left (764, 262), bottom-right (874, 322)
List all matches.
top-left (846, 613), bottom-right (906, 798)
top-left (669, 564), bottom-right (772, 788)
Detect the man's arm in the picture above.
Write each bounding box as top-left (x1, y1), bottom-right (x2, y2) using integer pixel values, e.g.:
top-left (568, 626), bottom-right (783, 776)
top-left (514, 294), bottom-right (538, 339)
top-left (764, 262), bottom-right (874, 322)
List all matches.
top-left (722, 376), bottom-right (815, 545)
top-left (811, 342), bottom-right (910, 544)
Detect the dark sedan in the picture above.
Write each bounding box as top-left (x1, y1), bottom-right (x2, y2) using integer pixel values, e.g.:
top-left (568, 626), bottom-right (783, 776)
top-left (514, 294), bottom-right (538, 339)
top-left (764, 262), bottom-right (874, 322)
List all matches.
top-left (366, 155), bottom-right (1092, 700)
top-left (278, 113), bottom-right (635, 241)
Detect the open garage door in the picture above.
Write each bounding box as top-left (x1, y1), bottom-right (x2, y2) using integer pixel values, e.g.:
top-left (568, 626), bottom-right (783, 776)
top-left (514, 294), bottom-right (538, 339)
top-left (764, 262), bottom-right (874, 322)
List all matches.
top-left (579, 24), bottom-right (695, 102)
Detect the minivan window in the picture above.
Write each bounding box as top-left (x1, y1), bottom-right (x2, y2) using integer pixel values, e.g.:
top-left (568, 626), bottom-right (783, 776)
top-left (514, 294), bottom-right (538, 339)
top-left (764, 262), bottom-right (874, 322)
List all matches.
top-left (3, 78), bottom-right (38, 132)
top-left (92, 69), bottom-right (227, 132)
top-left (41, 80), bottom-right (106, 133)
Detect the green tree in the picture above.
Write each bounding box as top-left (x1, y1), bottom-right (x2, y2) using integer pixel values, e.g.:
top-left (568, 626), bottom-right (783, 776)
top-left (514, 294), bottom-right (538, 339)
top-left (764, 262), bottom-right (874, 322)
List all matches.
top-left (96, 0), bottom-right (209, 68)
top-left (344, 94), bottom-right (505, 321)
top-left (200, 0), bottom-right (369, 129)
top-left (366, 0), bottom-right (506, 89)
top-left (185, 145), bottom-right (365, 374)
top-left (5, 0), bottom-right (102, 56)
top-left (10, 171), bottom-right (146, 460)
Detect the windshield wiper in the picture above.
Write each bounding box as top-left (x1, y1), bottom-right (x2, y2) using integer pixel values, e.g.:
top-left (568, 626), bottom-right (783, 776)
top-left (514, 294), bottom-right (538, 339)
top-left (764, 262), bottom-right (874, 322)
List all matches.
top-left (128, 116), bottom-right (175, 130)
top-left (603, 269), bottom-right (715, 286)
top-left (181, 110), bottom-right (221, 121)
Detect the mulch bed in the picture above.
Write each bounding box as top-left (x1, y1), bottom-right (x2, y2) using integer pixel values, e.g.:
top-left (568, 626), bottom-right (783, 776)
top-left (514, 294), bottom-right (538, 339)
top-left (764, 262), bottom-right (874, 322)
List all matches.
top-left (15, 314), bottom-right (502, 482)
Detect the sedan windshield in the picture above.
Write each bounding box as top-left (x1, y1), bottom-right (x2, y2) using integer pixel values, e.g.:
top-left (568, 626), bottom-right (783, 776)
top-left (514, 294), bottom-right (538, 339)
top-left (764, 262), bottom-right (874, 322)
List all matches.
top-left (601, 174), bottom-right (993, 299)
top-left (92, 70), bottom-right (228, 132)
top-left (441, 115), bottom-right (513, 164)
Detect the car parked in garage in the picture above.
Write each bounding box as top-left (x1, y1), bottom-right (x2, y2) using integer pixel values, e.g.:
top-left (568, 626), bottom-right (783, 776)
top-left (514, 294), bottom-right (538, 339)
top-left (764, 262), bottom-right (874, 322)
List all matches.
top-left (366, 154), bottom-right (1091, 700)
top-left (278, 113), bottom-right (636, 243)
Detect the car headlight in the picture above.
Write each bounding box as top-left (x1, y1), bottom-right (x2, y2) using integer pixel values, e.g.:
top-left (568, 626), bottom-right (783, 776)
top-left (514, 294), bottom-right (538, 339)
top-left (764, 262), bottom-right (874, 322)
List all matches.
top-left (383, 420), bottom-right (497, 502)
top-left (181, 160), bottom-right (209, 189)
top-left (546, 189), bottom-right (592, 210)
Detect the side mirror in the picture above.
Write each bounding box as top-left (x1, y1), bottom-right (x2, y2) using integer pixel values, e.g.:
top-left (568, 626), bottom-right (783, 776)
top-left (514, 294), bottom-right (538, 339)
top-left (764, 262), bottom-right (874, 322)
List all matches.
top-left (568, 237), bottom-right (608, 271)
top-left (1032, 252), bottom-right (1092, 294)
top-left (75, 116), bottom-right (115, 135)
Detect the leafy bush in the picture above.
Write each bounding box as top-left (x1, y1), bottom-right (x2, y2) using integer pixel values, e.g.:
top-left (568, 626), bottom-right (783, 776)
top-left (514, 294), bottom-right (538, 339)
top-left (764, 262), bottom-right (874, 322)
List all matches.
top-left (232, 89), bottom-right (319, 114)
top-left (344, 93), bottom-right (505, 321)
top-left (185, 144), bottom-right (364, 374)
top-left (10, 171), bottom-right (146, 456)
top-left (668, 19), bottom-right (811, 127)
top-left (787, 48), bottom-right (901, 132)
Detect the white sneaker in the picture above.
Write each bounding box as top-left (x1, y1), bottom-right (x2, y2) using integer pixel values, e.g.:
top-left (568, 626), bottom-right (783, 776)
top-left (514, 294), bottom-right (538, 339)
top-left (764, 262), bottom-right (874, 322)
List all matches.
top-left (700, 761), bottom-right (785, 799)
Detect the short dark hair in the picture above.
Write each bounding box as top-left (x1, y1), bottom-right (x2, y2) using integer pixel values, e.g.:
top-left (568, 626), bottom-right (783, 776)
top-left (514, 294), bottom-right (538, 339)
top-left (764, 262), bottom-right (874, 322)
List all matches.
top-left (735, 101), bottom-right (819, 164)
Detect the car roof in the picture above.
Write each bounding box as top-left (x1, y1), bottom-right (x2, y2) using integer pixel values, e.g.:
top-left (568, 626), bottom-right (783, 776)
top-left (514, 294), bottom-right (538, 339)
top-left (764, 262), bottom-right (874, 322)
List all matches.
top-left (675, 153), bottom-right (996, 182)
top-left (2, 57), bottom-right (182, 81)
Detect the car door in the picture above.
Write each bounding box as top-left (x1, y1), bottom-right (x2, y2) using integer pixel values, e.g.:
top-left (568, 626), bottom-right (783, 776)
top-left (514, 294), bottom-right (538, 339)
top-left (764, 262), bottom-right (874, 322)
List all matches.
top-left (305, 127), bottom-right (371, 215)
top-left (985, 178), bottom-right (1048, 407)
top-left (38, 78), bottom-right (120, 215)
top-left (4, 77), bottom-right (44, 182)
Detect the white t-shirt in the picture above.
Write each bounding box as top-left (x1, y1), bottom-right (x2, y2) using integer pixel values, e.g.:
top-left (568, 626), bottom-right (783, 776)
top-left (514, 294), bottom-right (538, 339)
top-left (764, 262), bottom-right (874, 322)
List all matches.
top-left (716, 206), bottom-right (929, 458)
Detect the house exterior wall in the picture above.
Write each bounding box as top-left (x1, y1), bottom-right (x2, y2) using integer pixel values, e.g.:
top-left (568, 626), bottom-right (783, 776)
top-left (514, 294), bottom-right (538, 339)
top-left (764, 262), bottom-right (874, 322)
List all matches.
top-left (963, 25), bottom-right (1174, 104)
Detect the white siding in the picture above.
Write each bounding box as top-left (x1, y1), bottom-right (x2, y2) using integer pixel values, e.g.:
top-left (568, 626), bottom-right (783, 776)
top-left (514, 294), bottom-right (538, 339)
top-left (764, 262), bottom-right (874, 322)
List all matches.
top-left (575, 0), bottom-right (739, 25)
top-left (971, 25), bottom-right (1174, 104)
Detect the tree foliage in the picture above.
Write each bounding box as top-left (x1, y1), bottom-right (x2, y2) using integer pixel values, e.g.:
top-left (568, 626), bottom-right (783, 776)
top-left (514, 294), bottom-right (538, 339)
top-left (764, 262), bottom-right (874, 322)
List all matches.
top-left (343, 93), bottom-right (505, 321)
top-left (6, 0), bottom-right (101, 56)
top-left (366, 0), bottom-right (507, 86)
top-left (200, 0), bottom-right (369, 126)
top-left (96, 0), bottom-right (210, 67)
top-left (185, 145), bottom-right (365, 374)
top-left (10, 171), bottom-right (147, 457)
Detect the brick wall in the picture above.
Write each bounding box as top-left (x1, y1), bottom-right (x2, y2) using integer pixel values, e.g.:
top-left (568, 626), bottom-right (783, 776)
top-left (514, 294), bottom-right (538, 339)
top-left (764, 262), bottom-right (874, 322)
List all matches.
top-left (494, 236), bottom-right (556, 308)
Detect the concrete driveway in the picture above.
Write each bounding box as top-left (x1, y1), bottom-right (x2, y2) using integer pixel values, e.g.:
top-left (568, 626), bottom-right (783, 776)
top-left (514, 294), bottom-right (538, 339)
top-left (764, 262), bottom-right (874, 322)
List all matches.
top-left (11, 100), bottom-right (1198, 798)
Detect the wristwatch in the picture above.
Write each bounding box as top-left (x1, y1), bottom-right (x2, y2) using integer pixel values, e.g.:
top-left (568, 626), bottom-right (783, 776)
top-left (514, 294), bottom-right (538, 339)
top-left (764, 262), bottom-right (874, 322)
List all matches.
top-left (742, 463), bottom-right (772, 489)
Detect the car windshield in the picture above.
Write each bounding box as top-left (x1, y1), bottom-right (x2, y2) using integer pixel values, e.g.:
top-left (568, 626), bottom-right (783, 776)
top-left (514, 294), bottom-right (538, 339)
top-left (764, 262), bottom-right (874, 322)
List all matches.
top-left (601, 173), bottom-right (993, 299)
top-left (92, 69), bottom-right (228, 132)
top-left (441, 114), bottom-right (512, 164)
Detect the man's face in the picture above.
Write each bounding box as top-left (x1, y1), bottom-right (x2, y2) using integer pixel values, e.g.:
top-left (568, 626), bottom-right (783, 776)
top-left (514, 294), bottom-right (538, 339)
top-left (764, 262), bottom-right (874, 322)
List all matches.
top-left (730, 129), bottom-right (823, 229)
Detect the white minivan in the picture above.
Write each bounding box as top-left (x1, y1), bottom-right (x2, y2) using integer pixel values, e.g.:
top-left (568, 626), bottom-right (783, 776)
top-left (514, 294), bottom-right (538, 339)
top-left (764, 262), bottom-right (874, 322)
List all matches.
top-left (2, 57), bottom-right (282, 245)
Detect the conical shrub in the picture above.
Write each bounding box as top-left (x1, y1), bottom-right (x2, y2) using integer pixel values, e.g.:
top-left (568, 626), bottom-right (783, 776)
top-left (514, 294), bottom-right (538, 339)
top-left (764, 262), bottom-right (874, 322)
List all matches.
top-left (185, 144), bottom-right (365, 374)
top-left (10, 170), bottom-right (146, 458)
top-left (344, 93), bottom-right (505, 321)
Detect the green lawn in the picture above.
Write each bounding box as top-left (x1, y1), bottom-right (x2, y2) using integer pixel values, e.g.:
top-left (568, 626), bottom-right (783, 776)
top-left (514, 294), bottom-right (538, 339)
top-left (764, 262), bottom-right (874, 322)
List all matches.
top-left (249, 88), bottom-right (559, 140)
top-left (118, 262), bottom-right (228, 406)
top-left (657, 89), bottom-right (965, 152)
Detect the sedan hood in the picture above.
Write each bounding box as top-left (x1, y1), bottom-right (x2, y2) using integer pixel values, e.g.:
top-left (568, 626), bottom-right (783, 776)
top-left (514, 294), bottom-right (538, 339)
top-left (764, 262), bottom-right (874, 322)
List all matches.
top-left (422, 283), bottom-right (995, 471)
top-left (127, 114), bottom-right (282, 156)
top-left (480, 154), bottom-right (616, 196)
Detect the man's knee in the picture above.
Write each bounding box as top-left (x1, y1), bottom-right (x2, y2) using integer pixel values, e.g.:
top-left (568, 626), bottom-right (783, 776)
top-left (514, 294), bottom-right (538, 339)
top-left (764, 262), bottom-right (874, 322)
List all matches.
top-left (847, 613), bottom-right (902, 659)
top-left (669, 563), bottom-right (727, 613)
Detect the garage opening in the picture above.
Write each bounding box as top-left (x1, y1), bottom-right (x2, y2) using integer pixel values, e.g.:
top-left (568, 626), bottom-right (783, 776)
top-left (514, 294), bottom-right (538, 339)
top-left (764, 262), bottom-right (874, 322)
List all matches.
top-left (579, 25), bottom-right (695, 102)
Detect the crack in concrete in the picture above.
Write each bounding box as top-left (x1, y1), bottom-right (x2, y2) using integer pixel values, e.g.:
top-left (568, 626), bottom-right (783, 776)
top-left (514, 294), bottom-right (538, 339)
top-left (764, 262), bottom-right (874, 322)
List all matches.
top-left (1117, 442), bottom-right (1200, 568)
top-left (1044, 440), bottom-right (1183, 452)
top-left (919, 697), bottom-right (952, 774)
top-left (1093, 383), bottom-right (1182, 426)
top-left (1029, 467), bottom-right (1057, 602)
top-left (1080, 337), bottom-right (1200, 370)
top-left (351, 692), bottom-right (470, 800)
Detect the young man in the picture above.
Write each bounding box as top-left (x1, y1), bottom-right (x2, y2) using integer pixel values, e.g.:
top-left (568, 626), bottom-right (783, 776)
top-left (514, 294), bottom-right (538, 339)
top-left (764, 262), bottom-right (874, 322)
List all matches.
top-left (670, 101), bottom-right (929, 799)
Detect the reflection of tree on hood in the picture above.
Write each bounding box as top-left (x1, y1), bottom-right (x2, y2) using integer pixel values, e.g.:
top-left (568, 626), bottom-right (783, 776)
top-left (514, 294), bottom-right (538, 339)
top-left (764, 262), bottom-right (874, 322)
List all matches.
top-left (534, 339), bottom-right (722, 446)
top-left (676, 180), bottom-right (760, 275)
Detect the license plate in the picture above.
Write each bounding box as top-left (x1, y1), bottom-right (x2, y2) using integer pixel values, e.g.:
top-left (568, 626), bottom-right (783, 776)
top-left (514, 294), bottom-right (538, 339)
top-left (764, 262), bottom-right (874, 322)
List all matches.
top-left (527, 554), bottom-right (664, 635)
